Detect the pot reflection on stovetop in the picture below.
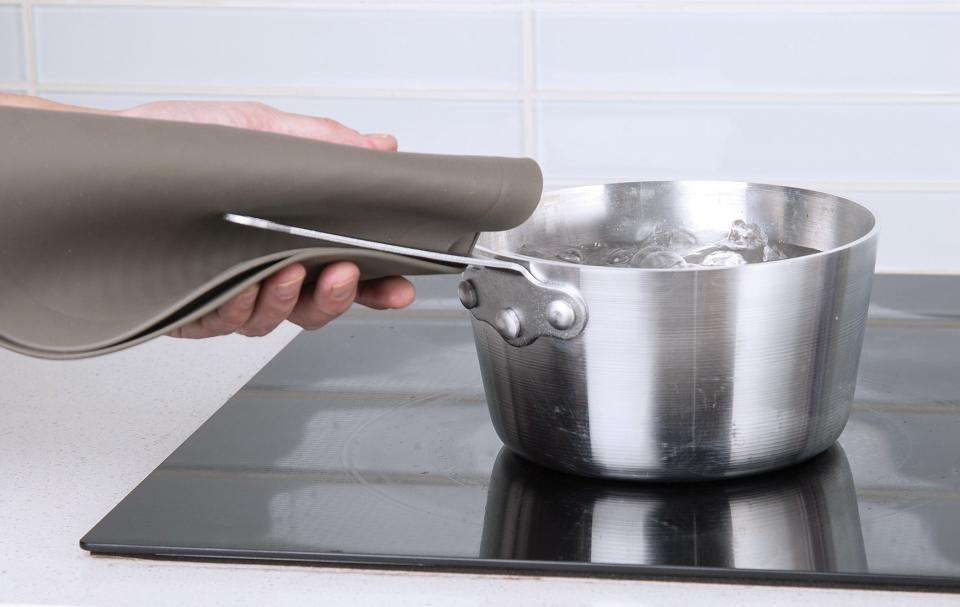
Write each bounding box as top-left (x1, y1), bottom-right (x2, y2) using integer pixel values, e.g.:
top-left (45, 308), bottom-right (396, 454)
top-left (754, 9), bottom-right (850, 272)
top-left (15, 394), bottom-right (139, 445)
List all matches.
top-left (480, 446), bottom-right (867, 572)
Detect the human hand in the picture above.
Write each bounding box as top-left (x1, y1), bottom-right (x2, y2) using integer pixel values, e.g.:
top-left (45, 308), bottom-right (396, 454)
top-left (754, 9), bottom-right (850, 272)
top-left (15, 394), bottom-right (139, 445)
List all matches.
top-left (116, 100), bottom-right (415, 338)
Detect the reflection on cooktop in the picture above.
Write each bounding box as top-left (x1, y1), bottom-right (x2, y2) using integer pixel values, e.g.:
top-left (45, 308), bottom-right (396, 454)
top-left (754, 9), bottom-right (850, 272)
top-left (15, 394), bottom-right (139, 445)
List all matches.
top-left (82, 275), bottom-right (960, 589)
top-left (481, 446), bottom-right (866, 572)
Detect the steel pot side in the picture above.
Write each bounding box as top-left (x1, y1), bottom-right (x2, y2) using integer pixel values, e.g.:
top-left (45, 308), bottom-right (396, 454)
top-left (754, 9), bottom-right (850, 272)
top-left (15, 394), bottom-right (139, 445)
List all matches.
top-left (471, 181), bottom-right (879, 481)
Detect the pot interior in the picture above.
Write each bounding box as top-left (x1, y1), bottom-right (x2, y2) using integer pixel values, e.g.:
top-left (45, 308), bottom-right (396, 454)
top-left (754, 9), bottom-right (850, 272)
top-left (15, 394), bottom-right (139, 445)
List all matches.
top-left (478, 181), bottom-right (877, 264)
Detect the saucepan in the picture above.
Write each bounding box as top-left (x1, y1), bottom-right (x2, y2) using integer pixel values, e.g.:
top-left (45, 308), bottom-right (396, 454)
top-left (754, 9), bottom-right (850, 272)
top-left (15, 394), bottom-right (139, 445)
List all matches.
top-left (232, 180), bottom-right (879, 481)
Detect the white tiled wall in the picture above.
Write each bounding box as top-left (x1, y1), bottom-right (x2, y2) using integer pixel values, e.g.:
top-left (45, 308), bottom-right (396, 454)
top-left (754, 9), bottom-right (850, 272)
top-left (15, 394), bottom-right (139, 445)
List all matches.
top-left (537, 11), bottom-right (960, 93)
top-left (34, 7), bottom-right (522, 89)
top-left (0, 5), bottom-right (22, 83)
top-left (537, 102), bottom-right (960, 182)
top-left (4, 1), bottom-right (960, 272)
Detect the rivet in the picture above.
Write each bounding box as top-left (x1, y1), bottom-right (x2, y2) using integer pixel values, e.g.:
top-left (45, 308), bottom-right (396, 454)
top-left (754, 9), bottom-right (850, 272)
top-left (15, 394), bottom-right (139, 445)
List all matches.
top-left (546, 300), bottom-right (576, 331)
top-left (494, 308), bottom-right (521, 340)
top-left (457, 280), bottom-right (478, 309)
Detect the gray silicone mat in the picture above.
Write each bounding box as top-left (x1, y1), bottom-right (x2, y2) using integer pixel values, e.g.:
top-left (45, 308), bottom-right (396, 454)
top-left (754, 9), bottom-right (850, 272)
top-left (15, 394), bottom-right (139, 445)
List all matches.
top-left (0, 106), bottom-right (542, 358)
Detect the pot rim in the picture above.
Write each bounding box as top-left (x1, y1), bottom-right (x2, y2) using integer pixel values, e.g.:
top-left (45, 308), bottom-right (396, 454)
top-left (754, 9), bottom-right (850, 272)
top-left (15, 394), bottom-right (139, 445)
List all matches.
top-left (475, 180), bottom-right (880, 274)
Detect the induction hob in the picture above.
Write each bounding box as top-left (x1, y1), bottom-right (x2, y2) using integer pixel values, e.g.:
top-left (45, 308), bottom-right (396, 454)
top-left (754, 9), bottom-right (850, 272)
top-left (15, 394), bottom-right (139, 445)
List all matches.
top-left (82, 275), bottom-right (960, 590)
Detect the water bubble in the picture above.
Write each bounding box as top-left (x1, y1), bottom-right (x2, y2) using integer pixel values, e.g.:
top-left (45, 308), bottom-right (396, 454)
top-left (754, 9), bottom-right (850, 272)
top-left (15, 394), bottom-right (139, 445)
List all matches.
top-left (701, 250), bottom-right (747, 267)
top-left (682, 245), bottom-right (722, 265)
top-left (722, 220), bottom-right (767, 251)
top-left (556, 247), bottom-right (584, 264)
top-left (645, 223), bottom-right (700, 250)
top-left (762, 244), bottom-right (788, 262)
top-left (580, 242), bottom-right (611, 265)
top-left (668, 227), bottom-right (699, 249)
top-left (629, 245), bottom-right (664, 265)
top-left (518, 243), bottom-right (554, 259)
top-left (633, 247), bottom-right (687, 269)
top-left (605, 247), bottom-right (636, 266)
top-left (518, 219), bottom-right (817, 269)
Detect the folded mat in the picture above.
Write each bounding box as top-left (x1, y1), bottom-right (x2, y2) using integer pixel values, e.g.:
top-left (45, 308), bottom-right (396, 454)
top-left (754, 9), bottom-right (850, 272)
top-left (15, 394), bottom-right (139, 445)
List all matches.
top-left (0, 106), bottom-right (543, 359)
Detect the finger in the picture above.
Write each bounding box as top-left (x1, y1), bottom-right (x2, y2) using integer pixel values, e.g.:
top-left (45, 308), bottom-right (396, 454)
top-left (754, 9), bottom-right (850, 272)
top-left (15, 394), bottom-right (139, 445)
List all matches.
top-left (288, 261), bottom-right (361, 330)
top-left (166, 283), bottom-right (262, 339)
top-left (203, 284), bottom-right (261, 333)
top-left (239, 264), bottom-right (306, 337)
top-left (168, 320), bottom-right (203, 339)
top-left (355, 276), bottom-right (416, 310)
top-left (363, 133), bottom-right (399, 151)
top-left (295, 118), bottom-right (396, 150)
top-left (172, 317), bottom-right (220, 339)
top-left (263, 110), bottom-right (379, 149)
top-left (262, 107), bottom-right (397, 151)
top-left (295, 115), bottom-right (373, 147)
top-left (169, 315), bottom-right (217, 339)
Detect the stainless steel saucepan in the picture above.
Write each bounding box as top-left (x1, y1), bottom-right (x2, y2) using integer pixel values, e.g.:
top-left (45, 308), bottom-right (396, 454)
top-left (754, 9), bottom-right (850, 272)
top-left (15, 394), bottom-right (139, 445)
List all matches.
top-left (228, 180), bottom-right (879, 481)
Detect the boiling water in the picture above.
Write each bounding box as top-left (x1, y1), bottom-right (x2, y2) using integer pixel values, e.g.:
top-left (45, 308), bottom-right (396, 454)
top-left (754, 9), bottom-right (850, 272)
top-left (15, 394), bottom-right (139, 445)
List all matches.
top-left (519, 220), bottom-right (819, 269)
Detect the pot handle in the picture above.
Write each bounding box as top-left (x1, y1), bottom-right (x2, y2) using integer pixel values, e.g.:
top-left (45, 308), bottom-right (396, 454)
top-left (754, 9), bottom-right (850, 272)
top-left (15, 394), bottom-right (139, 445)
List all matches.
top-left (224, 213), bottom-right (587, 346)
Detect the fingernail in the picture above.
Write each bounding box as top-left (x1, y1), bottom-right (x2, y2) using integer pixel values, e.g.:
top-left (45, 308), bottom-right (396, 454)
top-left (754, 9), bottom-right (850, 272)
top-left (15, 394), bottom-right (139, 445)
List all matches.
top-left (366, 133), bottom-right (397, 148)
top-left (276, 278), bottom-right (301, 300)
top-left (330, 280), bottom-right (355, 301)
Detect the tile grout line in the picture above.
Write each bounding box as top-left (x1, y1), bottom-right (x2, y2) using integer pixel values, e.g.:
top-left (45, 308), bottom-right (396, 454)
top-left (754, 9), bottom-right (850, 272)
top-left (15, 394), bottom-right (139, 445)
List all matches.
top-left (520, 0), bottom-right (536, 159)
top-left (534, 0), bottom-right (960, 11)
top-left (18, 0), bottom-right (37, 95)
top-left (30, 83), bottom-right (960, 104)
top-left (15, 0), bottom-right (960, 13)
top-left (541, 178), bottom-right (960, 191)
top-left (522, 91), bottom-right (960, 103)
top-left (35, 83), bottom-right (528, 101)
top-left (23, 0), bottom-right (525, 9)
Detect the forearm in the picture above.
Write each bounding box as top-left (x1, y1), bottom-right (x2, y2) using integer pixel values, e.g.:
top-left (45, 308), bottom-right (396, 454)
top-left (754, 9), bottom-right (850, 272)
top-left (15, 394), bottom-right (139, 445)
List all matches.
top-left (0, 92), bottom-right (108, 114)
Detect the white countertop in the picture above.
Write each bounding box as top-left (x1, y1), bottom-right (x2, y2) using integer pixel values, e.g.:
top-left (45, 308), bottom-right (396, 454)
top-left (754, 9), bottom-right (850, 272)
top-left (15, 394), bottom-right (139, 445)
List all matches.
top-left (1, 314), bottom-right (956, 607)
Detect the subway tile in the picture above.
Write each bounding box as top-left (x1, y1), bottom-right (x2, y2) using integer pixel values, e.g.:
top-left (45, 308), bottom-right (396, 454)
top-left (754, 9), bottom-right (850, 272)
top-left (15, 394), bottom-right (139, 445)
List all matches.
top-left (830, 190), bottom-right (960, 273)
top-left (538, 184), bottom-right (958, 273)
top-left (537, 11), bottom-right (960, 93)
top-left (41, 92), bottom-right (524, 156)
top-left (0, 5), bottom-right (23, 83)
top-left (575, 0), bottom-right (930, 2)
top-left (34, 7), bottom-right (522, 90)
top-left (536, 102), bottom-right (960, 183)
top-left (254, 97), bottom-right (525, 156)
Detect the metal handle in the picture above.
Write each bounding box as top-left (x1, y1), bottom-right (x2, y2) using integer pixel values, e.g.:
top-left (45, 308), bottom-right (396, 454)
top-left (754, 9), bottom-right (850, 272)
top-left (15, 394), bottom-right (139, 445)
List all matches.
top-left (226, 213), bottom-right (532, 279)
top-left (223, 213), bottom-right (587, 346)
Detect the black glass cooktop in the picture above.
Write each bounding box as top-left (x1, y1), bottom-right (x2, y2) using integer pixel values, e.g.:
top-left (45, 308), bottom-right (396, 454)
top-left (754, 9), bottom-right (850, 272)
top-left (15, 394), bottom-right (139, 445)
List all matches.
top-left (82, 275), bottom-right (960, 590)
